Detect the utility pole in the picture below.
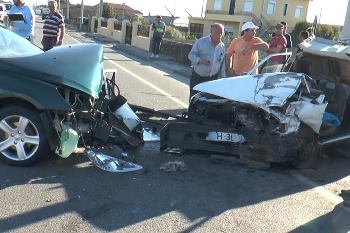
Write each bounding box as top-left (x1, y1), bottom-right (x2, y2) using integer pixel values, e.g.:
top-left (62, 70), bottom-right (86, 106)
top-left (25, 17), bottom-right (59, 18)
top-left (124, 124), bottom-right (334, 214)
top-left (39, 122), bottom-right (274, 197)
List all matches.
top-left (66, 0), bottom-right (69, 19)
top-left (99, 0), bottom-right (103, 17)
top-left (79, 0), bottom-right (84, 31)
top-left (201, 0), bottom-right (205, 17)
top-left (340, 0), bottom-right (350, 41)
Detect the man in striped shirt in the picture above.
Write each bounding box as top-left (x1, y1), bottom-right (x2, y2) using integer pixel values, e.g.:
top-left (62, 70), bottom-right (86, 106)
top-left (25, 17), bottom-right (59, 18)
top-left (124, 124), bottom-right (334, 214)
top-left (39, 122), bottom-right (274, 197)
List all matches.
top-left (41, 0), bottom-right (65, 51)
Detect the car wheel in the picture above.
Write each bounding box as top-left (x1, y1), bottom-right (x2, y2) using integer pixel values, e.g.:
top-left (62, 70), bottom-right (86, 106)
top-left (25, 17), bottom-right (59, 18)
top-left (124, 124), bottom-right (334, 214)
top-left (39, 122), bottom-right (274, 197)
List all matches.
top-left (0, 105), bottom-right (49, 166)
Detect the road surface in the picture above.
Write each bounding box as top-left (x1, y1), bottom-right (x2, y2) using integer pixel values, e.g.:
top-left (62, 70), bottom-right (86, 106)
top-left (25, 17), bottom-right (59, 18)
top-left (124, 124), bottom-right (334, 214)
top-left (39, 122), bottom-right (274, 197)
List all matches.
top-left (0, 19), bottom-right (350, 233)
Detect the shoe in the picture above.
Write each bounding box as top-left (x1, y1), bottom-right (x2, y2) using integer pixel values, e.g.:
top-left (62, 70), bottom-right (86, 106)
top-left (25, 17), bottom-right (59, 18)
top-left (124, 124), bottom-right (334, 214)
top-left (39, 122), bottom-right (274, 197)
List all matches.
top-left (155, 55), bottom-right (159, 58)
top-left (150, 53), bottom-right (154, 58)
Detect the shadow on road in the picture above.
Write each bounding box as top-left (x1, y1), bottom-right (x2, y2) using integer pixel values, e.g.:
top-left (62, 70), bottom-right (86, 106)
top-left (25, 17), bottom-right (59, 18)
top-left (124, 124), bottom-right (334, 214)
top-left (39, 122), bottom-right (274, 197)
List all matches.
top-left (1, 147), bottom-right (350, 232)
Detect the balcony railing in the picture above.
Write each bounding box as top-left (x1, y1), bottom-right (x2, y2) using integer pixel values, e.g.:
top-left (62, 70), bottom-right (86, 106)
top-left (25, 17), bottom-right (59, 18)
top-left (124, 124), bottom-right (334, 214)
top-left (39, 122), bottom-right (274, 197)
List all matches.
top-left (206, 9), bottom-right (229, 15)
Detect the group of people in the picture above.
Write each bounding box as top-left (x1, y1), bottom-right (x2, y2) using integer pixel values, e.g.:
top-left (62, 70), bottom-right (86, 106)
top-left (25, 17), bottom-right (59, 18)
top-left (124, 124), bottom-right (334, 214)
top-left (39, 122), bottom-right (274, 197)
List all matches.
top-left (188, 21), bottom-right (295, 99)
top-left (4, 0), bottom-right (65, 51)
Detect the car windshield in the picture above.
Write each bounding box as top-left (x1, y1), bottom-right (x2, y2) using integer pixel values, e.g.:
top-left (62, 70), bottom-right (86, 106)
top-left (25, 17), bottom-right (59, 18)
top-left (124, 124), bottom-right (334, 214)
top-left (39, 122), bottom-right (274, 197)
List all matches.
top-left (0, 26), bottom-right (43, 58)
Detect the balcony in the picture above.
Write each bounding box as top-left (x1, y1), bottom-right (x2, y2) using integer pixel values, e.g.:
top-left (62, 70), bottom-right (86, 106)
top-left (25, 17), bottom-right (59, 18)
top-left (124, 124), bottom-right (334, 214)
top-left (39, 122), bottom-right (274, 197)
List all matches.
top-left (205, 9), bottom-right (252, 22)
top-left (206, 9), bottom-right (230, 15)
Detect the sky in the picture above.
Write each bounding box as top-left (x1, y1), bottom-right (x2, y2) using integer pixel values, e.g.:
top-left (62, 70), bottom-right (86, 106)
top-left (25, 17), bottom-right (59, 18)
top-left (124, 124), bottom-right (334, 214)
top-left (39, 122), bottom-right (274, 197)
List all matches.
top-left (307, 0), bottom-right (348, 25)
top-left (28, 0), bottom-right (349, 26)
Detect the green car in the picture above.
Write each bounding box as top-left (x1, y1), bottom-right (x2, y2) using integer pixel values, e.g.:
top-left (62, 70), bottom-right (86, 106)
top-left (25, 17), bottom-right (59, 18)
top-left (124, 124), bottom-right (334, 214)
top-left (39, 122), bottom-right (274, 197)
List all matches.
top-left (0, 26), bottom-right (143, 166)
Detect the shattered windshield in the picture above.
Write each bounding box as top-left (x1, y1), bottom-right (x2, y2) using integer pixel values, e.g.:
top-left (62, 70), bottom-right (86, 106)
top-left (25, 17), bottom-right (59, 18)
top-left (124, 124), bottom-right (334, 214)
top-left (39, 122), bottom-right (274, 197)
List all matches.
top-left (0, 26), bottom-right (43, 58)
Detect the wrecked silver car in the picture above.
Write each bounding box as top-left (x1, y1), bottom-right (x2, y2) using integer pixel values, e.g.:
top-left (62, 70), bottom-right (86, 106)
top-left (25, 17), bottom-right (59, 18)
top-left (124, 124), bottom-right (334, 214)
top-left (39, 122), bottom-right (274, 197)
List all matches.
top-left (160, 37), bottom-right (350, 168)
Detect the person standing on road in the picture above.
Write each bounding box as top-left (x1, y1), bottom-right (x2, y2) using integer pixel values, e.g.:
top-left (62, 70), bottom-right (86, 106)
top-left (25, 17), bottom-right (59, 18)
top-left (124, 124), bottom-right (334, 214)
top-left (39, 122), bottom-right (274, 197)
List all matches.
top-left (267, 23), bottom-right (287, 65)
top-left (188, 23), bottom-right (226, 99)
top-left (280, 21), bottom-right (292, 49)
top-left (150, 16), bottom-right (165, 58)
top-left (5, 0), bottom-right (35, 42)
top-left (226, 22), bottom-right (269, 76)
top-left (41, 0), bottom-right (65, 51)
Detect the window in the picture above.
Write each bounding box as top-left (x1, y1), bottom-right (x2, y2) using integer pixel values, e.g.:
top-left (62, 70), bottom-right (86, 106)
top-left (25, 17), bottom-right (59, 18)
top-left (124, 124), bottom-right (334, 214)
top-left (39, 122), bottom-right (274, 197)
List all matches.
top-left (295, 5), bottom-right (303, 18)
top-left (283, 4), bottom-right (288, 16)
top-left (243, 0), bottom-right (254, 12)
top-left (267, 0), bottom-right (276, 15)
top-left (213, 0), bottom-right (223, 10)
top-left (190, 23), bottom-right (204, 39)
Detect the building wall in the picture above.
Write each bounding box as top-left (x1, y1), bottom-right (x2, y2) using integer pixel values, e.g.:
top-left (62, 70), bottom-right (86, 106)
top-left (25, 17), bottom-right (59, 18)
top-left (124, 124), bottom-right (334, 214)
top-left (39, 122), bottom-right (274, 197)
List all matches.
top-left (260, 0), bottom-right (309, 27)
top-left (203, 0), bottom-right (309, 28)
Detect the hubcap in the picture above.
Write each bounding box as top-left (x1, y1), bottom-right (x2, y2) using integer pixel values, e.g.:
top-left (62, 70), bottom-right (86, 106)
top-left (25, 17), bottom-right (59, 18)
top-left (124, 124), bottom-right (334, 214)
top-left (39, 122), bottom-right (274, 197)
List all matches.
top-left (0, 115), bottom-right (40, 161)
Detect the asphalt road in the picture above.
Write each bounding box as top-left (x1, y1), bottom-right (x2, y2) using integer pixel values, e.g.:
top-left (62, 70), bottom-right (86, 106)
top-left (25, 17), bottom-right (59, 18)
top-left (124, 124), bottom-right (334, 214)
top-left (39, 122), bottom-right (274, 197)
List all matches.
top-left (1, 18), bottom-right (350, 233)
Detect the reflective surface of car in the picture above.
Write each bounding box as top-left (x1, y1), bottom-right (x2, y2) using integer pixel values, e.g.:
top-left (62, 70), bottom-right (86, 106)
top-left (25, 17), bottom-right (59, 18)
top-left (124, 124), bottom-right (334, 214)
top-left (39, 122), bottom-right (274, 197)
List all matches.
top-left (0, 26), bottom-right (143, 166)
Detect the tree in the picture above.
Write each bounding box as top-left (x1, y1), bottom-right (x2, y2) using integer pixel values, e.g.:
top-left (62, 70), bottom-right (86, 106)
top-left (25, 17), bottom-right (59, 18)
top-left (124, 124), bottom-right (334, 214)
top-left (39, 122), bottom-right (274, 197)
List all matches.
top-left (291, 21), bottom-right (311, 44)
top-left (316, 24), bottom-right (340, 41)
top-left (102, 3), bottom-right (116, 18)
top-left (291, 21), bottom-right (341, 43)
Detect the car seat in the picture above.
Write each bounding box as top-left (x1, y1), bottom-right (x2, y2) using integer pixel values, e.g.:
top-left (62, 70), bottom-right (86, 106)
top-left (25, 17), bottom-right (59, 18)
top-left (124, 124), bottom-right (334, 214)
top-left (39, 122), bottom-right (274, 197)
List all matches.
top-left (318, 79), bottom-right (350, 136)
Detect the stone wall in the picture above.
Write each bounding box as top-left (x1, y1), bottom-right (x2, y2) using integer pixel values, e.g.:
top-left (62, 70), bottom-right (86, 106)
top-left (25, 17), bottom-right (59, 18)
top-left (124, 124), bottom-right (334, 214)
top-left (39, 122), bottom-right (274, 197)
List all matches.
top-left (91, 17), bottom-right (194, 65)
top-left (160, 39), bottom-right (193, 66)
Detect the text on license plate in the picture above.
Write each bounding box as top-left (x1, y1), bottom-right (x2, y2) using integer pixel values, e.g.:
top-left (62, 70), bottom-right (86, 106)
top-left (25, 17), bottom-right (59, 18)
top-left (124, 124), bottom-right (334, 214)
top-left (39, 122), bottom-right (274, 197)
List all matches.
top-left (206, 131), bottom-right (245, 143)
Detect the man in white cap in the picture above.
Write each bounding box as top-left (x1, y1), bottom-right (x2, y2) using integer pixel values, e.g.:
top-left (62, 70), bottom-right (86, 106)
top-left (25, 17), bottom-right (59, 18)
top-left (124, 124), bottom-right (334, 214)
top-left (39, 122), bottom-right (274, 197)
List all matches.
top-left (227, 21), bottom-right (269, 75)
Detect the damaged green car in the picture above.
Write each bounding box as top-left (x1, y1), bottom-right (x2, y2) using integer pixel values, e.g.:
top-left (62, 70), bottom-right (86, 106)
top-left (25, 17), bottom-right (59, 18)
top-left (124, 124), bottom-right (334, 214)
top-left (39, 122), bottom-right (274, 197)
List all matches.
top-left (0, 26), bottom-right (143, 166)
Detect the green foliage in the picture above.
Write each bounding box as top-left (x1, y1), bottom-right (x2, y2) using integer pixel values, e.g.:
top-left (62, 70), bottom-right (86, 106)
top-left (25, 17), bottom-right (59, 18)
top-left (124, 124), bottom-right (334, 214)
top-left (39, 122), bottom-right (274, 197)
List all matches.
top-left (138, 17), bottom-right (150, 26)
top-left (163, 26), bottom-right (197, 42)
top-left (291, 21), bottom-right (340, 43)
top-left (102, 3), bottom-right (116, 18)
top-left (316, 24), bottom-right (340, 41)
top-left (164, 26), bottom-right (185, 40)
top-left (291, 21), bottom-right (311, 44)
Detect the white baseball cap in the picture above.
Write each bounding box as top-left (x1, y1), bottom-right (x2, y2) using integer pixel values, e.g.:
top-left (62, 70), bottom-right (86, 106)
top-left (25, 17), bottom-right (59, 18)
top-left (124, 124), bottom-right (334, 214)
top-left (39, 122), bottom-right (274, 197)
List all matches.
top-left (241, 22), bottom-right (259, 32)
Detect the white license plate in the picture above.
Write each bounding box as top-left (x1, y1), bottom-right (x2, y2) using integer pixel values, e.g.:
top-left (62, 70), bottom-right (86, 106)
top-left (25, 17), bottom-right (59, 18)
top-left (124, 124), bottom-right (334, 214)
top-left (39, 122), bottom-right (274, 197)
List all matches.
top-left (206, 131), bottom-right (245, 143)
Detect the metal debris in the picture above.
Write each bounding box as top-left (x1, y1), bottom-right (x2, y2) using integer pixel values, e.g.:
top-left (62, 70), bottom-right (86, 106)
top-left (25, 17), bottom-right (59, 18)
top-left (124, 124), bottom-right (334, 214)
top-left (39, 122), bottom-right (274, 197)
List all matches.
top-left (160, 161), bottom-right (186, 172)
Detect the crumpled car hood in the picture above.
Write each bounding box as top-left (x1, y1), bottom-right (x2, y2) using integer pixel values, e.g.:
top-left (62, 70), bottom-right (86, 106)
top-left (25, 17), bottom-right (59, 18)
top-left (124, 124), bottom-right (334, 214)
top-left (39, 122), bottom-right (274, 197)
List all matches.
top-left (4, 43), bottom-right (104, 98)
top-left (194, 72), bottom-right (327, 134)
top-left (194, 72), bottom-right (303, 107)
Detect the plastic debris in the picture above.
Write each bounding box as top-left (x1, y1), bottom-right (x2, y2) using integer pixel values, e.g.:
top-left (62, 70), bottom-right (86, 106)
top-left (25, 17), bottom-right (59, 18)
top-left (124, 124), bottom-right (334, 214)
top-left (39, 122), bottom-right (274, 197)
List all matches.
top-left (160, 161), bottom-right (186, 172)
top-left (87, 150), bottom-right (143, 173)
top-left (55, 123), bottom-right (79, 158)
top-left (322, 112), bottom-right (341, 127)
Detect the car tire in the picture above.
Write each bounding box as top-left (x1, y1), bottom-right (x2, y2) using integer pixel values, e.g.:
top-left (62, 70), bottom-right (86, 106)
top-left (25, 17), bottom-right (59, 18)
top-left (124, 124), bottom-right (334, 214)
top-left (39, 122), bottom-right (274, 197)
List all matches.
top-left (0, 105), bottom-right (49, 166)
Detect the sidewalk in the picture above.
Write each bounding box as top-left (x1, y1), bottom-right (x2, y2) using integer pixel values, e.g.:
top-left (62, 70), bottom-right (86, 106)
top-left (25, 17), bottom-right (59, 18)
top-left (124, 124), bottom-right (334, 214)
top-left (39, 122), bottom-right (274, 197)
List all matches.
top-left (66, 28), bottom-right (192, 78)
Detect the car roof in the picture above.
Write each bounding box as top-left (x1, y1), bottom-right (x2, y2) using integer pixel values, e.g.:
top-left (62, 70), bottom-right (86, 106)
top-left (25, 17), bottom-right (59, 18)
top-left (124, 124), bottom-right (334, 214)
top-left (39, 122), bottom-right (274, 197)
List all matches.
top-left (299, 37), bottom-right (350, 61)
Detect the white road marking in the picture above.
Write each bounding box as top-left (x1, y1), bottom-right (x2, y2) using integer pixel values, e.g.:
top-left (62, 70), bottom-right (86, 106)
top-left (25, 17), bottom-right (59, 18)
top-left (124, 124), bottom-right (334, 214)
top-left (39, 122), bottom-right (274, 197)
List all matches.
top-left (65, 33), bottom-right (188, 108)
top-left (66, 32), bottom-right (350, 209)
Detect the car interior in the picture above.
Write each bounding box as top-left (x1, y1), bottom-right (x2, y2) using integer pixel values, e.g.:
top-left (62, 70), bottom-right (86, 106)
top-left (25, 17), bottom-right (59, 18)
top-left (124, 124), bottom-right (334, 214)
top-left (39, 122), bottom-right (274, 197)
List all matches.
top-left (291, 53), bottom-right (350, 136)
